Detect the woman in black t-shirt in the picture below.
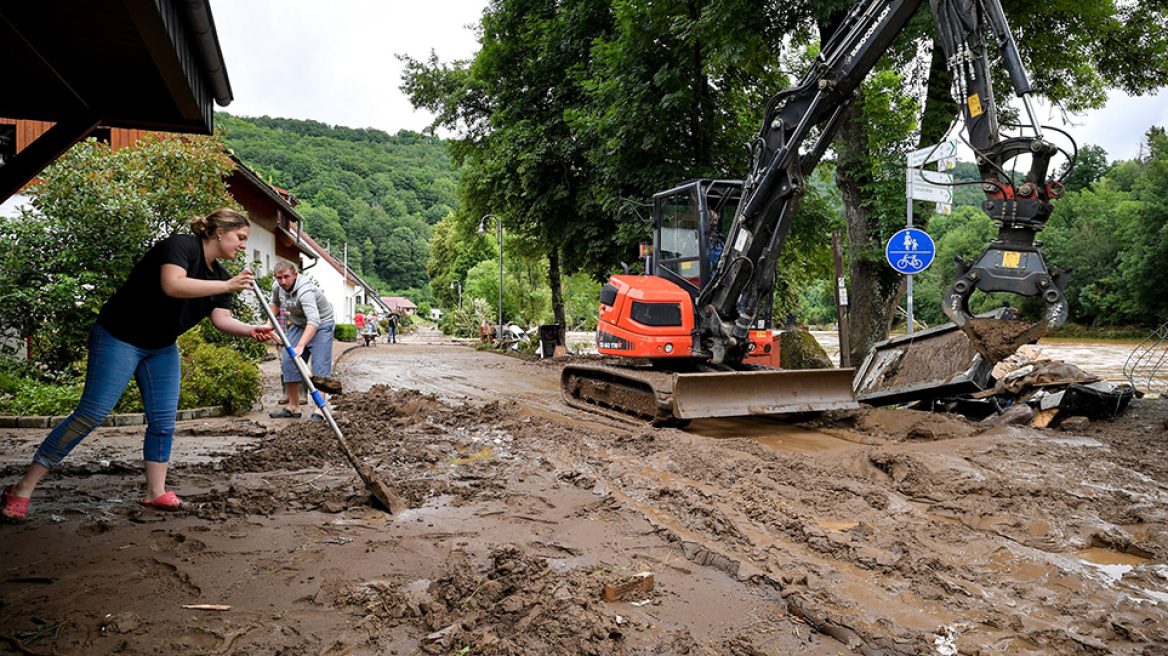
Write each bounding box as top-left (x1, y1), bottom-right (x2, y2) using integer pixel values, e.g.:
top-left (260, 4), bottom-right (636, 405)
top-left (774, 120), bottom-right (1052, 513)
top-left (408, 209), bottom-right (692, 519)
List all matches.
top-left (1, 208), bottom-right (274, 521)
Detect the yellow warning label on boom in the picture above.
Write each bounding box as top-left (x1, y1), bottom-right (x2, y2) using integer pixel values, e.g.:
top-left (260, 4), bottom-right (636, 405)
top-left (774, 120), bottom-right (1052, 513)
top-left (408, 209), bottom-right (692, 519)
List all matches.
top-left (968, 94), bottom-right (983, 117)
top-left (1001, 251), bottom-right (1022, 268)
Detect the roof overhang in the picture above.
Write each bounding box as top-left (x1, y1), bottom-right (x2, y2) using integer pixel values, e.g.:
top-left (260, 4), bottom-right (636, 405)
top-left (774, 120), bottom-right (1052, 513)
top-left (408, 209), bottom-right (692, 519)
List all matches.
top-left (276, 225), bottom-right (321, 260)
top-left (0, 0), bottom-right (233, 201)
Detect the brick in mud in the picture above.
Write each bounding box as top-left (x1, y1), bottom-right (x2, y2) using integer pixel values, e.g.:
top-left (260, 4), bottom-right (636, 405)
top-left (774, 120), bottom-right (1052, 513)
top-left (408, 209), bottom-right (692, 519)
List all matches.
top-left (603, 571), bottom-right (653, 602)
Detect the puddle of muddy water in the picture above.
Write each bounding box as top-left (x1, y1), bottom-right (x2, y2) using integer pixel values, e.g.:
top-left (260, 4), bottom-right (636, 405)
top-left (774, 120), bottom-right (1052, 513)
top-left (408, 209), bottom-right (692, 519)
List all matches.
top-left (817, 519), bottom-right (860, 532)
top-left (1076, 547), bottom-right (1149, 583)
top-left (686, 418), bottom-right (856, 453)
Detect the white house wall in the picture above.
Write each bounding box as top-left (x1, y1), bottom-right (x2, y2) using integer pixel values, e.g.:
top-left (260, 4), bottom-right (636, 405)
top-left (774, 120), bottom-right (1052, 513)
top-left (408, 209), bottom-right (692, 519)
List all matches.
top-left (296, 253), bottom-right (360, 324)
top-left (247, 226), bottom-right (277, 276)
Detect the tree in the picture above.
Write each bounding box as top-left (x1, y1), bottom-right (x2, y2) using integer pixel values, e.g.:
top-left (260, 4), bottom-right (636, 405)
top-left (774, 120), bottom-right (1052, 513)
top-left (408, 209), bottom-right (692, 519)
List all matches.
top-left (403, 0), bottom-right (619, 342)
top-left (216, 114), bottom-right (459, 297)
top-left (1040, 181), bottom-right (1134, 323)
top-left (1115, 128), bottom-right (1168, 320)
top-left (1060, 144), bottom-right (1111, 193)
top-left (0, 134), bottom-right (237, 370)
top-left (835, 67), bottom-right (922, 357)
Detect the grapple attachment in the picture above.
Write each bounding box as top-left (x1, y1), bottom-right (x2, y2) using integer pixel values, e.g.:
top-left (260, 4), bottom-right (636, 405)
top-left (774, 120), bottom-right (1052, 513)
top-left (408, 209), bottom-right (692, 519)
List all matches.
top-left (943, 243), bottom-right (1069, 363)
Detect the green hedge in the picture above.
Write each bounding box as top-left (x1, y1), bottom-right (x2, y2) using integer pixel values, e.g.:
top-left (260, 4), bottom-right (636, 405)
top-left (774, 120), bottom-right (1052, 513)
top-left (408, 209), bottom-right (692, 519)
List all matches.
top-left (0, 330), bottom-right (261, 416)
top-left (335, 324), bottom-right (357, 341)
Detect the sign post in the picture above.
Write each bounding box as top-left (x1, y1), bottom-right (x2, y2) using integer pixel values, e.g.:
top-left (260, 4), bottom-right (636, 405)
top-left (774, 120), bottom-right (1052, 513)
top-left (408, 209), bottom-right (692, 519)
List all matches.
top-left (886, 227), bottom-right (936, 335)
top-left (901, 141), bottom-right (955, 334)
top-left (831, 230), bottom-right (851, 368)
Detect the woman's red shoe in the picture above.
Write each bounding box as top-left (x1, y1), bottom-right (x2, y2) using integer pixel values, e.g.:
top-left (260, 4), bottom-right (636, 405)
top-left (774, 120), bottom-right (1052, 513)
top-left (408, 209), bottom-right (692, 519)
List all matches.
top-left (2, 486), bottom-right (30, 522)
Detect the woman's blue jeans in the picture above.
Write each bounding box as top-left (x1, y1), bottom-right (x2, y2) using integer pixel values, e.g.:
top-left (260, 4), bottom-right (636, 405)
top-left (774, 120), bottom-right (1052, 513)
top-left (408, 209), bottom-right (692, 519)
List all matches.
top-left (33, 323), bottom-right (181, 469)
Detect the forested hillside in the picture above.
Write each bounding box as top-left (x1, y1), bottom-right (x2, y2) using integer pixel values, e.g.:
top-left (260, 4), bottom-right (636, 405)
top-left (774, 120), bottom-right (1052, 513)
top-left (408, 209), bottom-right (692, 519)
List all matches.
top-left (215, 113), bottom-right (458, 300)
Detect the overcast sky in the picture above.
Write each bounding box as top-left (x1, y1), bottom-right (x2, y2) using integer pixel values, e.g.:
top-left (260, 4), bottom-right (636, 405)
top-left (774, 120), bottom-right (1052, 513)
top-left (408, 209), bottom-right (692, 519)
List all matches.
top-left (209, 0), bottom-right (1167, 162)
top-left (209, 0), bottom-right (486, 136)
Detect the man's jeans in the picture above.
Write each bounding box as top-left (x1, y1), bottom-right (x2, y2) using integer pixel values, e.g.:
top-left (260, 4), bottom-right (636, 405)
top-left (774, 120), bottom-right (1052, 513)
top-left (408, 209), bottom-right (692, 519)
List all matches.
top-left (280, 322), bottom-right (335, 382)
top-left (34, 323), bottom-right (181, 468)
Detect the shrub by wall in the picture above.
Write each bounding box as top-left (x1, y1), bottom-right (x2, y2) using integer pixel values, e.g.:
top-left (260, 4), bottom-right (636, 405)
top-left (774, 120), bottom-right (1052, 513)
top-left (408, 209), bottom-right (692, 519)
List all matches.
top-left (0, 331), bottom-right (261, 417)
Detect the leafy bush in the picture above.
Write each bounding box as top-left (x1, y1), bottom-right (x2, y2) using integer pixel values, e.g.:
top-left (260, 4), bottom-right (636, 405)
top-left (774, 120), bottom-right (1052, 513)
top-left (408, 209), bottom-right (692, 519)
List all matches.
top-left (335, 324), bottom-right (358, 341)
top-left (439, 298), bottom-right (493, 338)
top-left (176, 331), bottom-right (261, 414)
top-left (194, 261), bottom-right (274, 362)
top-left (0, 379), bottom-right (82, 416)
top-left (0, 331), bottom-right (261, 416)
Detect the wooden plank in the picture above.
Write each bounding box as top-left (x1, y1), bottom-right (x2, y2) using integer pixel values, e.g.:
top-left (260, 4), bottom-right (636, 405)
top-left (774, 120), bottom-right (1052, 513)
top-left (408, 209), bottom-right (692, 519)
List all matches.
top-left (603, 572), bottom-right (654, 602)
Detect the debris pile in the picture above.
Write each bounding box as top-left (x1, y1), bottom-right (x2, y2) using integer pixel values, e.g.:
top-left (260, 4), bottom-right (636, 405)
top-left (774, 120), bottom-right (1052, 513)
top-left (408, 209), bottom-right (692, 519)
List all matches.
top-left (857, 318), bottom-right (1141, 426)
top-left (966, 347), bottom-right (1138, 427)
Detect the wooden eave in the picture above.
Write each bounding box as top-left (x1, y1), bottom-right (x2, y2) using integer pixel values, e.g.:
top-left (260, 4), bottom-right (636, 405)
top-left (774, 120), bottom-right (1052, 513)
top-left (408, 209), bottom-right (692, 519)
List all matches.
top-left (0, 0), bottom-right (232, 202)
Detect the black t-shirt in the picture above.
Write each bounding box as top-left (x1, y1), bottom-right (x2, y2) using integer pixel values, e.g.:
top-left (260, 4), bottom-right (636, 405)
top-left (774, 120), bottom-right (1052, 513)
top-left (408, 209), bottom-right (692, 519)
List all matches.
top-left (98, 234), bottom-right (233, 349)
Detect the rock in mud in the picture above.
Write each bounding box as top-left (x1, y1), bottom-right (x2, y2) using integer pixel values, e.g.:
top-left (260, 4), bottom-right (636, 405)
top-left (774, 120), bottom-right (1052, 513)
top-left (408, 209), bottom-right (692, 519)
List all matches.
top-left (779, 329), bottom-right (833, 369)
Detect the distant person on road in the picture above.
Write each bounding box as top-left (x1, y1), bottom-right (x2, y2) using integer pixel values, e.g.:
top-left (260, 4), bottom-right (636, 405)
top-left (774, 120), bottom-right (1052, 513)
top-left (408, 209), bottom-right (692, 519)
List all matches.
top-left (354, 309), bottom-right (366, 336)
top-left (365, 310), bottom-right (379, 338)
top-left (1, 208), bottom-right (274, 522)
top-left (267, 262), bottom-right (335, 423)
top-left (386, 310), bottom-right (400, 343)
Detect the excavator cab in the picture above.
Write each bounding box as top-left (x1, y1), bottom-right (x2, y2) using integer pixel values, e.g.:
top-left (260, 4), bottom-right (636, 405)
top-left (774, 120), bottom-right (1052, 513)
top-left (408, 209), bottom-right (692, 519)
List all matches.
top-left (647, 180), bottom-right (777, 365)
top-left (653, 180), bottom-right (739, 292)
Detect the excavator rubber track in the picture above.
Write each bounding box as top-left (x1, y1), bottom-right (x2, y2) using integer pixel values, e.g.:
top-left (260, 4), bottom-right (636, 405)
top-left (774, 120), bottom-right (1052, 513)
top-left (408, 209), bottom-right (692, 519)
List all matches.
top-left (562, 362), bottom-right (859, 427)
top-left (561, 363), bottom-right (681, 426)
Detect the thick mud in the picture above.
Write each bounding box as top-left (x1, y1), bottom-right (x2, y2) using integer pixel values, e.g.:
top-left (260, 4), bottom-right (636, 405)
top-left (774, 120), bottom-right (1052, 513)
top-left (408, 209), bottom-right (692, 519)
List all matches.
top-left (2, 339), bottom-right (1167, 655)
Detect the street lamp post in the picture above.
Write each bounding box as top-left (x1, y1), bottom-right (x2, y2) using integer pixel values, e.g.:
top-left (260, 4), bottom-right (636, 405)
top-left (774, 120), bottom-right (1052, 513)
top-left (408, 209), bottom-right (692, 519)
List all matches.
top-left (477, 214), bottom-right (503, 342)
top-left (449, 279), bottom-right (462, 309)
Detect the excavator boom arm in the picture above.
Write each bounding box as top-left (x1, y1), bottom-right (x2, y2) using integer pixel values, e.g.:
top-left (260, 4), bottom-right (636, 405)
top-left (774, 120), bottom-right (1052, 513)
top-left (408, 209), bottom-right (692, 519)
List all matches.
top-left (694, 0), bottom-right (1069, 366)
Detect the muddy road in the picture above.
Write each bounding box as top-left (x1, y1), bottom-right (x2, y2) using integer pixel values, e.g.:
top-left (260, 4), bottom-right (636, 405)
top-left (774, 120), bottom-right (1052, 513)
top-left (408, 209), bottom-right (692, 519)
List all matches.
top-left (2, 339), bottom-right (1168, 655)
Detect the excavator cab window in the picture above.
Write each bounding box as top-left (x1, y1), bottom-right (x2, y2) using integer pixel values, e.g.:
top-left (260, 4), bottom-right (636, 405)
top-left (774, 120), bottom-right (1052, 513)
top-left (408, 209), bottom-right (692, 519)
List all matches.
top-left (701, 180), bottom-right (742, 281)
top-left (653, 180), bottom-right (744, 293)
top-left (655, 185), bottom-right (703, 290)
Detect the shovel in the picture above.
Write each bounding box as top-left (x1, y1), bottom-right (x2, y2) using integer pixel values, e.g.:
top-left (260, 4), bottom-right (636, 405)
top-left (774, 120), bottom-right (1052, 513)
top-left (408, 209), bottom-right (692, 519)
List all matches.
top-left (246, 270), bottom-right (406, 514)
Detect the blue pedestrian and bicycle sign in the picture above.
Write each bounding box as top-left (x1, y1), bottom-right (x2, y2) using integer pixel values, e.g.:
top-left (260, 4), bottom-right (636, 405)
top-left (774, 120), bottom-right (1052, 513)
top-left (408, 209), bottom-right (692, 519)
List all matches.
top-left (886, 228), bottom-right (935, 274)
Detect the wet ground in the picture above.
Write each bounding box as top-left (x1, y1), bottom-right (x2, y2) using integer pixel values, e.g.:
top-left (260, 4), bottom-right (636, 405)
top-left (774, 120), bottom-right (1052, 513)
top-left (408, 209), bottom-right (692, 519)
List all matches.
top-left (2, 335), bottom-right (1167, 655)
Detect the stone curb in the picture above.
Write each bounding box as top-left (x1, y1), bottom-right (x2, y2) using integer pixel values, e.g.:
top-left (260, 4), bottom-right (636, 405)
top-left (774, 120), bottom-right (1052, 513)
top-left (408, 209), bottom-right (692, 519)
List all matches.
top-left (0, 406), bottom-right (228, 430)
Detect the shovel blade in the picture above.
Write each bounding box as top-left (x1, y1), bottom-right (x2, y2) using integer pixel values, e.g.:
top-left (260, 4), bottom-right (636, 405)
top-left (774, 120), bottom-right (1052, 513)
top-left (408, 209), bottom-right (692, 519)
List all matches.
top-left (359, 464), bottom-right (408, 515)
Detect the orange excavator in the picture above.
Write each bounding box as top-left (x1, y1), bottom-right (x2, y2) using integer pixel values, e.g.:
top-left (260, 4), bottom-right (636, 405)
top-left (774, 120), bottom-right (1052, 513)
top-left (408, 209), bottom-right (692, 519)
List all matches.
top-left (563, 0), bottom-right (1075, 426)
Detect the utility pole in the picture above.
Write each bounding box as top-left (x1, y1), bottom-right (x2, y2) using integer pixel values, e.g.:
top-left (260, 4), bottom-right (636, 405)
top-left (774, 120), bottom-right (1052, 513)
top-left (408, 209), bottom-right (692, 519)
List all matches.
top-left (832, 231), bottom-right (852, 368)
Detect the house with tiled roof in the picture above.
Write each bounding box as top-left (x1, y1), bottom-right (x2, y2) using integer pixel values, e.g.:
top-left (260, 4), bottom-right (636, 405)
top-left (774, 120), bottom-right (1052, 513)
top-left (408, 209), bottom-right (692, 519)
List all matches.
top-left (381, 296), bottom-right (417, 316)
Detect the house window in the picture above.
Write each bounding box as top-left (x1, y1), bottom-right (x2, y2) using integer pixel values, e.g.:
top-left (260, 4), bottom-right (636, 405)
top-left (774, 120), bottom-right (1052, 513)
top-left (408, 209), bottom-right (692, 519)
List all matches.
top-left (254, 249), bottom-right (261, 270)
top-left (0, 124), bottom-right (14, 165)
top-left (89, 127), bottom-right (112, 145)
top-left (266, 254), bottom-right (271, 271)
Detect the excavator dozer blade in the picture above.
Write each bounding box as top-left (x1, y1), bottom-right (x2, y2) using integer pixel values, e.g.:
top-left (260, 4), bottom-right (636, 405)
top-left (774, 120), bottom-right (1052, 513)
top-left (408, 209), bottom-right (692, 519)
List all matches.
top-left (672, 368), bottom-right (859, 419)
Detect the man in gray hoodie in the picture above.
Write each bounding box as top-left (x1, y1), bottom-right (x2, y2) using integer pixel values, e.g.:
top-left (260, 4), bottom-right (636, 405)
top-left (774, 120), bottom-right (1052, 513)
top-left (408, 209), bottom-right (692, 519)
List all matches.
top-left (267, 261), bottom-right (335, 422)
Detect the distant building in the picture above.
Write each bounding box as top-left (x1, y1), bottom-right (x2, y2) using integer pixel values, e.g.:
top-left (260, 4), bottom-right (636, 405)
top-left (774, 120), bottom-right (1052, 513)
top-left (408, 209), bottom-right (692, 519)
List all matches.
top-left (382, 296), bottom-right (418, 316)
